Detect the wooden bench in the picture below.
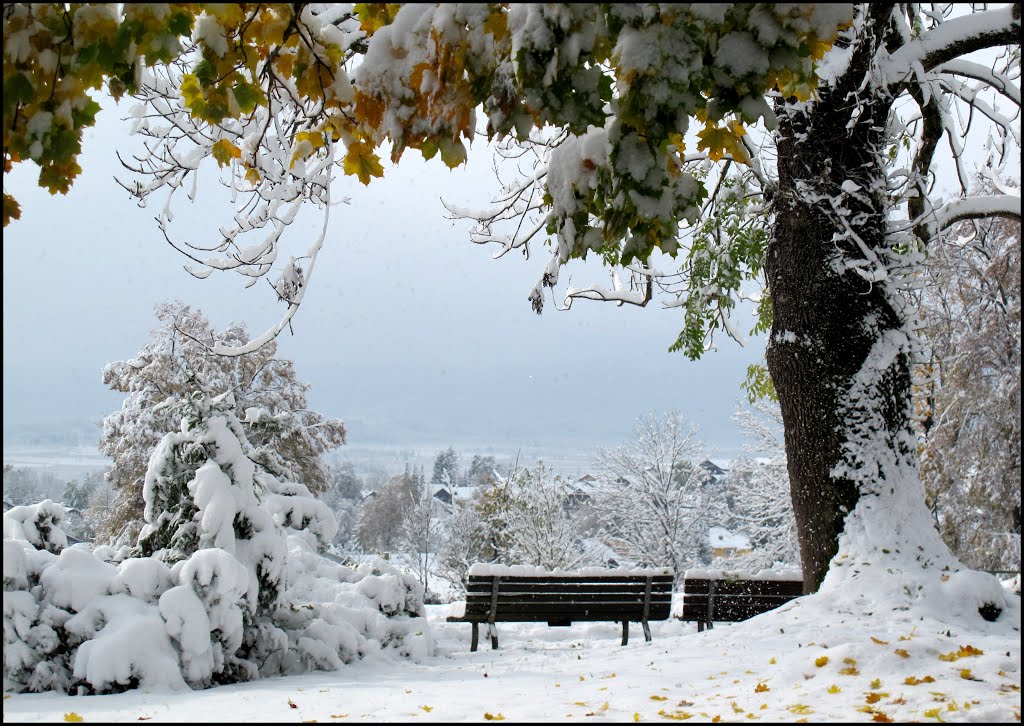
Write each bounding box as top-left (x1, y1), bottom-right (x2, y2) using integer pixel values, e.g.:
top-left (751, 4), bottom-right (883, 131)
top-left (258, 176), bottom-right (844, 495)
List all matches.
top-left (677, 572), bottom-right (803, 631)
top-left (447, 568), bottom-right (674, 651)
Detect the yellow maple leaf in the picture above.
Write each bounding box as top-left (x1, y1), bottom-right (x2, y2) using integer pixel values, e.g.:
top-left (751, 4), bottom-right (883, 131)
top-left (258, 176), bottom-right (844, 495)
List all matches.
top-left (839, 667), bottom-right (860, 676)
top-left (711, 717), bottom-right (721, 723)
top-left (957, 645), bottom-right (983, 658)
top-left (923, 707), bottom-right (944, 720)
top-left (895, 649), bottom-right (910, 659)
top-left (754, 683), bottom-right (769, 693)
top-left (872, 712), bottom-right (894, 723)
top-left (342, 141), bottom-right (384, 185)
top-left (600, 703), bottom-right (609, 712)
top-left (483, 713), bottom-right (506, 721)
top-left (938, 651), bottom-right (959, 662)
top-left (731, 702), bottom-right (745, 714)
top-left (905, 675), bottom-right (936, 685)
top-left (329, 715), bottom-right (349, 719)
top-left (212, 138), bottom-right (242, 168)
top-left (959, 669), bottom-right (975, 680)
top-left (768, 658), bottom-right (777, 665)
top-left (575, 702), bottom-right (589, 707)
top-left (865, 693), bottom-right (885, 704)
top-left (64, 714), bottom-right (84, 723)
top-left (786, 704), bottom-right (813, 715)
top-left (843, 658), bottom-right (857, 666)
top-left (634, 714), bottom-right (641, 722)
top-left (871, 637), bottom-right (889, 645)
top-left (420, 706), bottom-right (432, 713)
top-left (827, 684), bottom-right (841, 694)
top-left (650, 695), bottom-right (669, 701)
top-left (815, 656), bottom-right (829, 667)
top-left (870, 679), bottom-right (883, 689)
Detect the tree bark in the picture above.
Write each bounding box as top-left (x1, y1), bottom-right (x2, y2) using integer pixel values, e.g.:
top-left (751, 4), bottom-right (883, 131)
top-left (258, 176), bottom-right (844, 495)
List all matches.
top-left (766, 16), bottom-right (917, 593)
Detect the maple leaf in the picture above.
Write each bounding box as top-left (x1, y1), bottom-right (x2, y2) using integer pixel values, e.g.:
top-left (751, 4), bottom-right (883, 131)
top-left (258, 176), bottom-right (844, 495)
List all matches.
top-left (923, 707), bottom-right (945, 720)
top-left (957, 645), bottom-right (983, 658)
top-left (786, 704), bottom-right (813, 715)
top-left (64, 714), bottom-right (84, 723)
top-left (905, 676), bottom-right (936, 685)
top-left (870, 679), bottom-right (883, 689)
top-left (865, 693), bottom-right (889, 704)
top-left (839, 667), bottom-right (860, 676)
top-left (212, 138), bottom-right (242, 168)
top-left (827, 685), bottom-right (841, 694)
top-left (650, 695), bottom-right (669, 701)
top-left (872, 712), bottom-right (894, 723)
top-left (815, 656), bottom-right (829, 667)
top-left (484, 713), bottom-right (506, 721)
top-left (959, 669), bottom-right (977, 680)
top-left (634, 714), bottom-right (641, 722)
top-left (420, 706), bottom-right (433, 713)
top-left (342, 141), bottom-right (384, 185)
top-left (894, 649), bottom-right (910, 659)
top-left (754, 683), bottom-right (769, 693)
top-left (871, 637), bottom-right (889, 645)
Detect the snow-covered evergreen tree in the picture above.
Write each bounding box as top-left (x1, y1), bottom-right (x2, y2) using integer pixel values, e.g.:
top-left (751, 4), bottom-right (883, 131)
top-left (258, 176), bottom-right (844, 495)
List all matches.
top-left (3, 392), bottom-right (429, 695)
top-left (99, 301), bottom-right (346, 544)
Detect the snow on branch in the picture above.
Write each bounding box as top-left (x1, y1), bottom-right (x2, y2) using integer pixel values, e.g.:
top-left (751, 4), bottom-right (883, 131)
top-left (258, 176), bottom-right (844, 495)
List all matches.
top-left (883, 4), bottom-right (1021, 83)
top-left (932, 193), bottom-right (1022, 232)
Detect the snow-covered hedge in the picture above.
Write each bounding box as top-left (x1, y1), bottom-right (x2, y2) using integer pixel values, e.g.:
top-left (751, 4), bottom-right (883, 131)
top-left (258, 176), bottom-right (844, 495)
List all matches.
top-left (4, 393), bottom-right (430, 694)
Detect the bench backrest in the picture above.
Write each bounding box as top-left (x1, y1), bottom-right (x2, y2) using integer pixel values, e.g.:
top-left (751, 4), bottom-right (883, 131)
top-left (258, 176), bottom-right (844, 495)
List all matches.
top-left (463, 573), bottom-right (674, 623)
top-left (679, 576), bottom-right (803, 623)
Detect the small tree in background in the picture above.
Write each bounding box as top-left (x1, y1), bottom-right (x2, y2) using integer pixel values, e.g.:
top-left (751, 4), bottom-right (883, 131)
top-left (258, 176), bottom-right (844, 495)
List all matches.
top-left (356, 467), bottom-right (421, 555)
top-left (500, 461), bottom-right (593, 571)
top-left (99, 301), bottom-right (346, 544)
top-left (593, 412), bottom-right (715, 584)
top-left (430, 447), bottom-right (460, 493)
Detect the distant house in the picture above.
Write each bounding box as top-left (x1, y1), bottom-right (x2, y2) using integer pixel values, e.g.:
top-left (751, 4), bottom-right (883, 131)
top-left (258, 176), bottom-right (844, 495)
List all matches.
top-left (567, 474), bottom-right (597, 508)
top-left (698, 459), bottom-right (729, 486)
top-left (432, 485), bottom-right (480, 510)
top-left (708, 526), bottom-right (751, 558)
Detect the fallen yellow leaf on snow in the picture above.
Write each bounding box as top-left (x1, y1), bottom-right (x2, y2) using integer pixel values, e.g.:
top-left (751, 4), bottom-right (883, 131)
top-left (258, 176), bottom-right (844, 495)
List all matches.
top-left (869, 679), bottom-right (883, 689)
top-left (871, 637), bottom-right (889, 645)
top-left (754, 683), bottom-right (769, 693)
top-left (894, 649), bottom-right (910, 659)
top-left (815, 656), bottom-right (829, 667)
top-left (827, 684), bottom-right (841, 694)
top-left (64, 715), bottom-right (84, 723)
top-left (484, 713), bottom-right (506, 721)
top-left (420, 706), bottom-right (433, 712)
top-left (650, 695), bottom-right (669, 701)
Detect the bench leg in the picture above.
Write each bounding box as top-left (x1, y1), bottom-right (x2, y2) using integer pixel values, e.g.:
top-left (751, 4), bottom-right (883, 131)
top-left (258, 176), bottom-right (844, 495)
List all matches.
top-left (697, 620), bottom-right (705, 633)
top-left (471, 622), bottom-right (479, 652)
top-left (487, 623), bottom-right (498, 650)
top-left (642, 620), bottom-right (652, 643)
top-left (621, 621), bottom-right (629, 646)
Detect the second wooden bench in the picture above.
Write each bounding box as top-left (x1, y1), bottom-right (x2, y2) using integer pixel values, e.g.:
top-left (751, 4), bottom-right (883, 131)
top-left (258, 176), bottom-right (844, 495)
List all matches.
top-left (677, 571), bottom-right (804, 631)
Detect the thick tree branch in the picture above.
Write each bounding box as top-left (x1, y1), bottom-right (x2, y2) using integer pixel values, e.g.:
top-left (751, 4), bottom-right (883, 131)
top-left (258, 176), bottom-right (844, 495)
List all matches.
top-left (884, 4), bottom-right (1021, 85)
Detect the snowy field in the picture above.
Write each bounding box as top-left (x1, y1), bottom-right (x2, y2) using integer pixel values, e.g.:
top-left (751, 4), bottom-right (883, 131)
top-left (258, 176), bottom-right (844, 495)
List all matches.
top-left (5, 588), bottom-right (1020, 723)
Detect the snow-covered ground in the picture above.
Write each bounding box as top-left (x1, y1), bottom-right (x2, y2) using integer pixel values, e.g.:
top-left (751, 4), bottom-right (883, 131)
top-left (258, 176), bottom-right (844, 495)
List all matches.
top-left (5, 585), bottom-right (1019, 723)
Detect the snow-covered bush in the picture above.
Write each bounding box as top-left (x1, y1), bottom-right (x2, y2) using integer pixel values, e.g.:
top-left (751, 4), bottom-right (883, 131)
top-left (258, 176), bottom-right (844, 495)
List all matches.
top-left (3, 393), bottom-right (430, 695)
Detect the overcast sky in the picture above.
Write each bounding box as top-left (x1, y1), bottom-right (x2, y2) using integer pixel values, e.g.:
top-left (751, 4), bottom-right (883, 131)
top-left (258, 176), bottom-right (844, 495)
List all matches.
top-left (3, 102), bottom-right (768, 461)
